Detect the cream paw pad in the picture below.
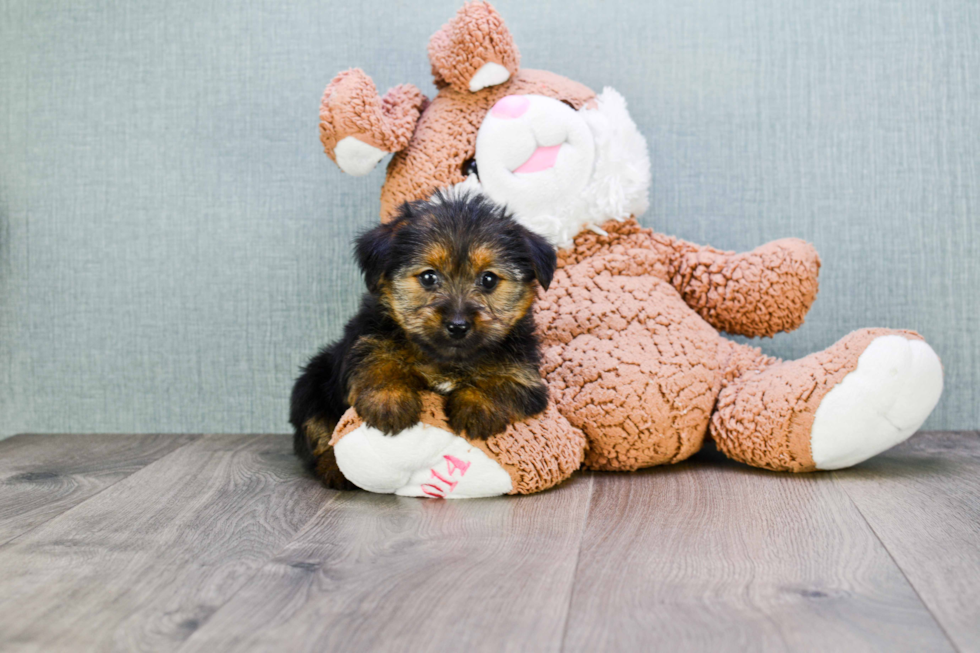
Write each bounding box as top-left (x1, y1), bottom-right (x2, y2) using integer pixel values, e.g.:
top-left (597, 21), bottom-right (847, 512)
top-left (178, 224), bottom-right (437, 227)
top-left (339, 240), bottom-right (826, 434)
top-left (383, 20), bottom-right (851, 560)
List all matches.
top-left (810, 334), bottom-right (944, 470)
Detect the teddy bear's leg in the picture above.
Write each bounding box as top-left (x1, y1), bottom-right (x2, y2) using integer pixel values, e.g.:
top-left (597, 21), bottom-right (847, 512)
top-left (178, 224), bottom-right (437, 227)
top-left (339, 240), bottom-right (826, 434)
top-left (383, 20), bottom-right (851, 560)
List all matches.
top-left (330, 398), bottom-right (587, 497)
top-left (539, 276), bottom-right (727, 472)
top-left (710, 329), bottom-right (943, 472)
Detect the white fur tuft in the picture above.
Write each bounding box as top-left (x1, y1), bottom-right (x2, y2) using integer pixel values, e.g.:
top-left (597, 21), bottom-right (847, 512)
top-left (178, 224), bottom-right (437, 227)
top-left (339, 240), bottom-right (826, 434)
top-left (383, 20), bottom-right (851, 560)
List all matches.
top-left (577, 88), bottom-right (651, 231)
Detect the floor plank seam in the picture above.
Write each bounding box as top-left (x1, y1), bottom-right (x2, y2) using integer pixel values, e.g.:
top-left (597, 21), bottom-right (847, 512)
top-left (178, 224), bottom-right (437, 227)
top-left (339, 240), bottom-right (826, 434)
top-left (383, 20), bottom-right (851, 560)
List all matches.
top-left (832, 471), bottom-right (962, 653)
top-left (558, 473), bottom-right (595, 653)
top-left (0, 435), bottom-right (204, 549)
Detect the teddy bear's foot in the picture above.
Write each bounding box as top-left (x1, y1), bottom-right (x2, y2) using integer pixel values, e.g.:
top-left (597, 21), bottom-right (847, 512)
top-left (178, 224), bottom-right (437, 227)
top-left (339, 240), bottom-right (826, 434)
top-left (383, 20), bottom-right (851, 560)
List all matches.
top-left (334, 422), bottom-right (514, 498)
top-left (328, 395), bottom-right (587, 497)
top-left (809, 334), bottom-right (942, 469)
top-left (711, 329), bottom-right (943, 472)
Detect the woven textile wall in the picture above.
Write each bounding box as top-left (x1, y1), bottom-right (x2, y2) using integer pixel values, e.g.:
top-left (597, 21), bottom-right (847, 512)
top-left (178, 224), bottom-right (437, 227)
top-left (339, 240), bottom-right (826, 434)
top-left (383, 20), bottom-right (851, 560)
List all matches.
top-left (1, 0), bottom-right (977, 437)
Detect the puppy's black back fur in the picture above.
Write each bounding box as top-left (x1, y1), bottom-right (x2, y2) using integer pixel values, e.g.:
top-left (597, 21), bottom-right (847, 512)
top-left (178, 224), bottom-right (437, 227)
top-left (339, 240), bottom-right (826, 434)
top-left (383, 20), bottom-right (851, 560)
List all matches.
top-left (289, 295), bottom-right (399, 474)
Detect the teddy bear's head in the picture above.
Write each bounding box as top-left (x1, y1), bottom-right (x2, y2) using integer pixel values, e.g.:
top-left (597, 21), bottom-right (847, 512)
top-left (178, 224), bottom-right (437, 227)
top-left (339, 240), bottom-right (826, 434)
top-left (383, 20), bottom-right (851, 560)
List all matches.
top-left (318, 1), bottom-right (651, 247)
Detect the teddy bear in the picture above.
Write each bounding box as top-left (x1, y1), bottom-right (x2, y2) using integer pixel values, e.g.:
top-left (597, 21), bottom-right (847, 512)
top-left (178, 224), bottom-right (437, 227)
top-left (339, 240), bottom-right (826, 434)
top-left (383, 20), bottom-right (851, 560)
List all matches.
top-left (309, 1), bottom-right (943, 498)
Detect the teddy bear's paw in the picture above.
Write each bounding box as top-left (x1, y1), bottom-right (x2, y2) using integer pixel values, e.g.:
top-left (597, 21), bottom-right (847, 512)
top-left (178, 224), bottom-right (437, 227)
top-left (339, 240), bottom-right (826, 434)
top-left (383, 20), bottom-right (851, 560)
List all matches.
top-left (333, 422), bottom-right (513, 498)
top-left (810, 335), bottom-right (943, 470)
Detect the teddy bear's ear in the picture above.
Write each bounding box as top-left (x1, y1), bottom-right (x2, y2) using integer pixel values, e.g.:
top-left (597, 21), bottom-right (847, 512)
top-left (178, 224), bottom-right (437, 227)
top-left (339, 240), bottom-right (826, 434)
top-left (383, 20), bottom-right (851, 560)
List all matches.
top-left (318, 69), bottom-right (428, 176)
top-left (428, 2), bottom-right (520, 93)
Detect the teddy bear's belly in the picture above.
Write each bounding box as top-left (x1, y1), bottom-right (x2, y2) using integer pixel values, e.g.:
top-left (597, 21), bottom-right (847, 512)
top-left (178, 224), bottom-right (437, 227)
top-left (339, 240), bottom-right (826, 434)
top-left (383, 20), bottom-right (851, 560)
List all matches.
top-left (537, 273), bottom-right (723, 471)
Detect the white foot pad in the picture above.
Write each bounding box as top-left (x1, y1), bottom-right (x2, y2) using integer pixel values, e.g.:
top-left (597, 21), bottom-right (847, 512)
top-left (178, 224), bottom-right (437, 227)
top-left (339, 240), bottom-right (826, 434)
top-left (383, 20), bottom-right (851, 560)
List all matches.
top-left (333, 422), bottom-right (513, 498)
top-left (810, 335), bottom-right (943, 470)
top-left (334, 136), bottom-right (387, 177)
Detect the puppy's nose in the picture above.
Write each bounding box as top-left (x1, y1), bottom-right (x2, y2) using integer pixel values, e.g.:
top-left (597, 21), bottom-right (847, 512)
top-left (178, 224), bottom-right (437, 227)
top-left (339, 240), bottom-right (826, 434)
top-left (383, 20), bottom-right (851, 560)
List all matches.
top-left (445, 320), bottom-right (471, 339)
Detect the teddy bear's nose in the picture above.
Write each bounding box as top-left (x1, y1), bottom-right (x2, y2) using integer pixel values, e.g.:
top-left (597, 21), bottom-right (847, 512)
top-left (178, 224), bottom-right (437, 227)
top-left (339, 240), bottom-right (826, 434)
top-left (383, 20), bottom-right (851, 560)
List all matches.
top-left (491, 95), bottom-right (530, 119)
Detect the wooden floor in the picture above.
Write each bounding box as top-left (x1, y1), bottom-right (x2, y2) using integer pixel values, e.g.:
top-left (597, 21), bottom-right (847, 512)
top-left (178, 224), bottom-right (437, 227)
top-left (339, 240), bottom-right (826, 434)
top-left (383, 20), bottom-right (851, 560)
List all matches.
top-left (0, 432), bottom-right (977, 653)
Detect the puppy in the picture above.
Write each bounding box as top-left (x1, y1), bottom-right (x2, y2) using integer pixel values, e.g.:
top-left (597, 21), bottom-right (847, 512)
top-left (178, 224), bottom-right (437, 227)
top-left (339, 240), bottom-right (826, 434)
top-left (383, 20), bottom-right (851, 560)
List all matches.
top-left (290, 193), bottom-right (557, 490)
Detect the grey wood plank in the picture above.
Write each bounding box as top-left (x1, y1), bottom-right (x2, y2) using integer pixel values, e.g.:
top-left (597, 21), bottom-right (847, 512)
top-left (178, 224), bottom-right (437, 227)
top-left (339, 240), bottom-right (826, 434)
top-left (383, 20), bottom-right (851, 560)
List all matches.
top-left (176, 475), bottom-right (594, 653)
top-left (0, 433), bottom-right (331, 653)
top-left (835, 431), bottom-right (980, 653)
top-left (0, 433), bottom-right (199, 545)
top-left (562, 445), bottom-right (955, 653)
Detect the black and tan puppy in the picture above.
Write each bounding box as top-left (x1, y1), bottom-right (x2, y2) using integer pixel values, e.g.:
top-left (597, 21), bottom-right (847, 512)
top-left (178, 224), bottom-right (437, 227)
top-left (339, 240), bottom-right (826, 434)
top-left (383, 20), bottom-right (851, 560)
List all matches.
top-left (290, 193), bottom-right (557, 489)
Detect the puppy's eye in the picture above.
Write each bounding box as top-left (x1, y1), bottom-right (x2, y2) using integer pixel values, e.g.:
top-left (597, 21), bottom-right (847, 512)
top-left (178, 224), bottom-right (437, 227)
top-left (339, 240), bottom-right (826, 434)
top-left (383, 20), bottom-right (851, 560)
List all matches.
top-left (479, 271), bottom-right (499, 291)
top-left (418, 270), bottom-right (439, 288)
top-left (561, 99), bottom-right (577, 110)
top-left (461, 157), bottom-right (478, 179)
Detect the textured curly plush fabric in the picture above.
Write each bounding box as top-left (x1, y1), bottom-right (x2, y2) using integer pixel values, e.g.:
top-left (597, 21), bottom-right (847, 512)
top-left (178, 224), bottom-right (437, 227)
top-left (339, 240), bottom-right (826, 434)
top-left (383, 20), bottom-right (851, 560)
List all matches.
top-left (534, 220), bottom-right (929, 472)
top-left (332, 393), bottom-right (587, 495)
top-left (535, 218), bottom-right (822, 470)
top-left (554, 219), bottom-right (821, 338)
top-left (318, 69), bottom-right (427, 162)
top-left (428, 1), bottom-right (520, 93)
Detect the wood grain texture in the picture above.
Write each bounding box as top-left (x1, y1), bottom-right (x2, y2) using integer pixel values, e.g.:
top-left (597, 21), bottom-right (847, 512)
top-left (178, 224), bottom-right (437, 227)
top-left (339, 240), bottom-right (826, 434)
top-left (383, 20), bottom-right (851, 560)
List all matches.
top-left (561, 446), bottom-right (955, 653)
top-left (0, 434), bottom-right (330, 653)
top-left (1, 432), bottom-right (978, 652)
top-left (0, 433), bottom-right (199, 545)
top-left (176, 475), bottom-right (594, 653)
top-left (835, 431), bottom-right (980, 653)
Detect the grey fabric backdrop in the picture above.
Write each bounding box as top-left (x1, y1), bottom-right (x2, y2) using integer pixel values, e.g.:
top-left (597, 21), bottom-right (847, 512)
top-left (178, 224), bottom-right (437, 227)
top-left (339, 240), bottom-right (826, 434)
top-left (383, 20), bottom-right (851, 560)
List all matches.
top-left (1, 0), bottom-right (977, 438)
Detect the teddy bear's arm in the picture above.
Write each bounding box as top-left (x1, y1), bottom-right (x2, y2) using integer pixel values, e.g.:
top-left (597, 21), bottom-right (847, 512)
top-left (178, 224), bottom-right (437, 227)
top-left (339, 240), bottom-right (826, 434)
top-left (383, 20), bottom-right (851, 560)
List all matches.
top-left (663, 236), bottom-right (822, 337)
top-left (556, 220), bottom-right (819, 338)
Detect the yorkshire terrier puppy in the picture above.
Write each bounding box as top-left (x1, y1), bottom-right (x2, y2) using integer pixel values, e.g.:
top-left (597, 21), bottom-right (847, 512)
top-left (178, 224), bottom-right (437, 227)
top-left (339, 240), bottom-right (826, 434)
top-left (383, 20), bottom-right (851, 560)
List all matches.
top-left (290, 193), bottom-right (557, 489)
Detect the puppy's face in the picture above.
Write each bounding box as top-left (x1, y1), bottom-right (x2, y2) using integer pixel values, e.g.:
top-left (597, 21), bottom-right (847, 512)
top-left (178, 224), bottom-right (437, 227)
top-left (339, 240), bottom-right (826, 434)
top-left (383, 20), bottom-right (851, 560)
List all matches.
top-left (356, 194), bottom-right (556, 361)
top-left (386, 231), bottom-right (531, 358)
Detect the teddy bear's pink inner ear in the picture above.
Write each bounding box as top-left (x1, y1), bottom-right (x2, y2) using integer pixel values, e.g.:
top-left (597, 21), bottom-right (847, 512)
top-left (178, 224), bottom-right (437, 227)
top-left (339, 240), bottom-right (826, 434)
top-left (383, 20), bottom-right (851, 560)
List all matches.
top-left (428, 2), bottom-right (520, 94)
top-left (319, 69), bottom-right (426, 176)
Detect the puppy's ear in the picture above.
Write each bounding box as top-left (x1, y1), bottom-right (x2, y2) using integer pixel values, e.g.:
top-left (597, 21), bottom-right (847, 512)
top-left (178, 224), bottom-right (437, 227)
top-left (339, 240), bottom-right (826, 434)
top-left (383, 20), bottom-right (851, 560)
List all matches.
top-left (355, 221), bottom-right (396, 293)
top-left (522, 229), bottom-right (557, 291)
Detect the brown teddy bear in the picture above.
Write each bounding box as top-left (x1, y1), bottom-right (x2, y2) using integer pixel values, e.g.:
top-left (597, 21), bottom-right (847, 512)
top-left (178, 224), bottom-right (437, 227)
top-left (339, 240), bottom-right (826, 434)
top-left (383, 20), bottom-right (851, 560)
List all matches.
top-left (312, 2), bottom-right (943, 498)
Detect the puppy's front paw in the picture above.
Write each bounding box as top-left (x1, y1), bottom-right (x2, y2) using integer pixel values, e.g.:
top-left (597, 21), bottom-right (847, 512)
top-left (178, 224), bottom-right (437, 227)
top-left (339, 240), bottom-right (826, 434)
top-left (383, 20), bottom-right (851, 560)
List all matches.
top-left (445, 390), bottom-right (511, 440)
top-left (354, 387), bottom-right (422, 435)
